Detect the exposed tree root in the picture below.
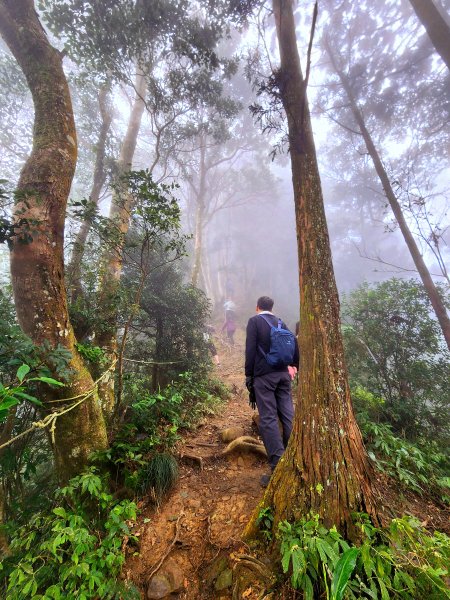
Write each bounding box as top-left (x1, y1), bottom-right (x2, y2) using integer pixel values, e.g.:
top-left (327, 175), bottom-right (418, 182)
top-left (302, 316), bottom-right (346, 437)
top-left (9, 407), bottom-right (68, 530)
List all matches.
top-left (146, 513), bottom-right (184, 580)
top-left (178, 452), bottom-right (204, 470)
top-left (222, 436), bottom-right (267, 458)
top-left (232, 553), bottom-right (275, 599)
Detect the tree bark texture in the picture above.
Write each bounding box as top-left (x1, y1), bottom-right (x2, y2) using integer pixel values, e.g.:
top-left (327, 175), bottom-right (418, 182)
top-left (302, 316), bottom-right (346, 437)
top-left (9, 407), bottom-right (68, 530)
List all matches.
top-left (191, 140), bottom-right (207, 288)
top-left (246, 0), bottom-right (382, 541)
top-left (409, 0), bottom-right (450, 71)
top-left (325, 41), bottom-right (450, 351)
top-left (0, 0), bottom-right (108, 481)
top-left (67, 83), bottom-right (113, 310)
top-left (96, 69), bottom-right (147, 415)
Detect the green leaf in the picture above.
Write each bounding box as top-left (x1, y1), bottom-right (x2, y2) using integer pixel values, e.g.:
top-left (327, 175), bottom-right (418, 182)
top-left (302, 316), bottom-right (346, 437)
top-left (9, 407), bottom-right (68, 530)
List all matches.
top-left (302, 573), bottom-right (314, 600)
top-left (29, 377), bottom-right (64, 386)
top-left (361, 542), bottom-right (374, 579)
top-left (331, 547), bottom-right (359, 600)
top-left (316, 538), bottom-right (330, 564)
top-left (378, 577), bottom-right (389, 600)
top-left (281, 548), bottom-right (291, 573)
top-left (13, 391), bottom-right (42, 405)
top-left (16, 364), bottom-right (30, 382)
top-left (291, 548), bottom-right (306, 583)
top-left (0, 396), bottom-right (20, 412)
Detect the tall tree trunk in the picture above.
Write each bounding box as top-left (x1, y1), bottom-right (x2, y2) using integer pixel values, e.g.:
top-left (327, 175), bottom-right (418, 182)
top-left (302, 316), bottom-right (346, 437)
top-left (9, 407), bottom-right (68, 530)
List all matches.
top-left (326, 40), bottom-right (450, 351)
top-left (96, 69), bottom-right (147, 416)
top-left (0, 0), bottom-right (107, 482)
top-left (246, 0), bottom-right (382, 541)
top-left (67, 83), bottom-right (113, 310)
top-left (191, 139), bottom-right (207, 288)
top-left (409, 0), bottom-right (450, 71)
top-left (191, 203), bottom-right (205, 288)
top-left (202, 242), bottom-right (215, 303)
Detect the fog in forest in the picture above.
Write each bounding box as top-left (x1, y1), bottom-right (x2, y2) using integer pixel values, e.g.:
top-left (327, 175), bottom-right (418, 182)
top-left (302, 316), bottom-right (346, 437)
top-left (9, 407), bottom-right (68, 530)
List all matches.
top-left (1, 1), bottom-right (450, 595)
top-left (2, 0), bottom-right (449, 336)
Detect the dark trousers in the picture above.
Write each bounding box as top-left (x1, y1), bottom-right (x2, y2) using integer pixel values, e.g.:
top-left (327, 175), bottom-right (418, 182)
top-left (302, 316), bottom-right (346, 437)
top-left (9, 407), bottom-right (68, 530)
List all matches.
top-left (254, 371), bottom-right (294, 470)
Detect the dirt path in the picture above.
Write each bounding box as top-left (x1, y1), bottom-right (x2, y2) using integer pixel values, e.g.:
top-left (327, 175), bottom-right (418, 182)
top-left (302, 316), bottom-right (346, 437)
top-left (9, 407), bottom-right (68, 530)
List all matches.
top-left (125, 331), bottom-right (268, 599)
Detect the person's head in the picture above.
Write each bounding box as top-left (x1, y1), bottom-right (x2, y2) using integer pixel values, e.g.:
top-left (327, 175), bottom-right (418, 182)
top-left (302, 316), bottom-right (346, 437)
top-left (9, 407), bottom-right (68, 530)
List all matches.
top-left (256, 296), bottom-right (274, 312)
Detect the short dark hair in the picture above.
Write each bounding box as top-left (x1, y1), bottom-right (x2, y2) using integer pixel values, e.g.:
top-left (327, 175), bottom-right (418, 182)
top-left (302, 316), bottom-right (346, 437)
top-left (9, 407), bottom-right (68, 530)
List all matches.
top-left (257, 296), bottom-right (274, 311)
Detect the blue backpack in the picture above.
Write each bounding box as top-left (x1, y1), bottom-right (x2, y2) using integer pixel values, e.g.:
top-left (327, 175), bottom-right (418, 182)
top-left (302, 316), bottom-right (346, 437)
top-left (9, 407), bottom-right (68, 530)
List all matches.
top-left (258, 314), bottom-right (296, 368)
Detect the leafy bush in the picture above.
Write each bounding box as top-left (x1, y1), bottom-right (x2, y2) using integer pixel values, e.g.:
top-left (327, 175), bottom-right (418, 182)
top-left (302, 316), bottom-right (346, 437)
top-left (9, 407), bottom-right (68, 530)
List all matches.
top-left (277, 514), bottom-right (450, 599)
top-left (74, 342), bottom-right (107, 366)
top-left (0, 296), bottom-right (76, 525)
top-left (0, 364), bottom-right (63, 423)
top-left (256, 506), bottom-right (274, 542)
top-left (97, 372), bottom-right (229, 496)
top-left (128, 371), bottom-right (229, 436)
top-left (359, 412), bottom-right (449, 499)
top-left (342, 278), bottom-right (450, 444)
top-left (0, 469), bottom-right (139, 600)
top-left (124, 271), bottom-right (214, 387)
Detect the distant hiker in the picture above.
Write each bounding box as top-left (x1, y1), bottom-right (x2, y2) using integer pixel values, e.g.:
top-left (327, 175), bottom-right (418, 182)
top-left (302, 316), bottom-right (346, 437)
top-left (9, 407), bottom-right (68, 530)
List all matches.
top-left (245, 296), bottom-right (299, 487)
top-left (204, 325), bottom-right (220, 366)
top-left (222, 310), bottom-right (237, 345)
top-left (223, 298), bottom-right (236, 319)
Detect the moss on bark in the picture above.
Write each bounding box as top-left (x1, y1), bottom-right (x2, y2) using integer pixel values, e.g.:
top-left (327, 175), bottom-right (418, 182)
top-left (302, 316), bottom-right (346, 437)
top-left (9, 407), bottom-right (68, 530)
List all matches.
top-left (0, 0), bottom-right (108, 482)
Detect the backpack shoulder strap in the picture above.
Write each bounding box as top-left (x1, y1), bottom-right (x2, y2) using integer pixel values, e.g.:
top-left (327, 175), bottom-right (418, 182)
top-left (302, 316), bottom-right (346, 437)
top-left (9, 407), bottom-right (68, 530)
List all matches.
top-left (258, 314), bottom-right (273, 357)
top-left (258, 313), bottom-right (276, 328)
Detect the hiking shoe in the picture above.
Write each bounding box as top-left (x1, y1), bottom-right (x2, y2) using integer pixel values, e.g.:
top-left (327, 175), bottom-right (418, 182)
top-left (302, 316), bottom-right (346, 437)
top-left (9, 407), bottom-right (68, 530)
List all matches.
top-left (260, 474), bottom-right (271, 488)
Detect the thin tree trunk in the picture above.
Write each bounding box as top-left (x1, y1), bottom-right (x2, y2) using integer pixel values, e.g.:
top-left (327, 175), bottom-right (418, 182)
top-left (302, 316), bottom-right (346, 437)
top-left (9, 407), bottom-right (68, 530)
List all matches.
top-left (96, 68), bottom-right (147, 416)
top-left (246, 0), bottom-right (382, 541)
top-left (191, 203), bottom-right (205, 288)
top-left (201, 236), bottom-right (215, 302)
top-left (191, 139), bottom-right (207, 288)
top-left (152, 316), bottom-right (163, 391)
top-left (67, 83), bottom-right (113, 309)
top-left (0, 0), bottom-right (107, 482)
top-left (326, 40), bottom-right (450, 351)
top-left (409, 0), bottom-right (450, 71)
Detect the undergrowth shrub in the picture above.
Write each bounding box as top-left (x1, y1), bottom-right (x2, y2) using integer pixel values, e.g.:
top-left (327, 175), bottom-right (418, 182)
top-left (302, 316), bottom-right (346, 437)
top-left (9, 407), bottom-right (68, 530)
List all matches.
top-left (136, 453), bottom-right (178, 499)
top-left (359, 413), bottom-right (449, 500)
top-left (97, 371), bottom-right (229, 497)
top-left (342, 279), bottom-right (450, 445)
top-left (275, 513), bottom-right (450, 600)
top-left (0, 468), bottom-right (139, 599)
top-left (353, 388), bottom-right (450, 502)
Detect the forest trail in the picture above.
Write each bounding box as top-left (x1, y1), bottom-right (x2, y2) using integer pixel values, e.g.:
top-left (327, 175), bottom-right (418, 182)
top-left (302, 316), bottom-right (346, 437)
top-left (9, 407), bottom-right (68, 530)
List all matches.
top-left (123, 329), bottom-right (450, 600)
top-left (125, 330), bottom-right (268, 599)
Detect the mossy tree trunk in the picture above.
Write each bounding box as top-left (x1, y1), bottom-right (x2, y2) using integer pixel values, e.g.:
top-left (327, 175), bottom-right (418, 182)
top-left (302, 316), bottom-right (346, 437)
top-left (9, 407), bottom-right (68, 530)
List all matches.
top-left (246, 0), bottom-right (382, 541)
top-left (96, 68), bottom-right (147, 417)
top-left (0, 0), bottom-right (108, 482)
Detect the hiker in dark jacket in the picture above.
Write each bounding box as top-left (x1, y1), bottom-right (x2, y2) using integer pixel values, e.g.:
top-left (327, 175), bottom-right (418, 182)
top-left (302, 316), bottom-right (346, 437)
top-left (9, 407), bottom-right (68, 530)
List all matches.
top-left (245, 296), bottom-right (299, 487)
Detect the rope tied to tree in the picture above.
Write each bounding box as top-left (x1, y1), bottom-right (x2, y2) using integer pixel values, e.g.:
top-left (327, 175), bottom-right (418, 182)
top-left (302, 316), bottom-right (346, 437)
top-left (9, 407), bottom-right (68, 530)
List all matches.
top-left (0, 360), bottom-right (117, 452)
